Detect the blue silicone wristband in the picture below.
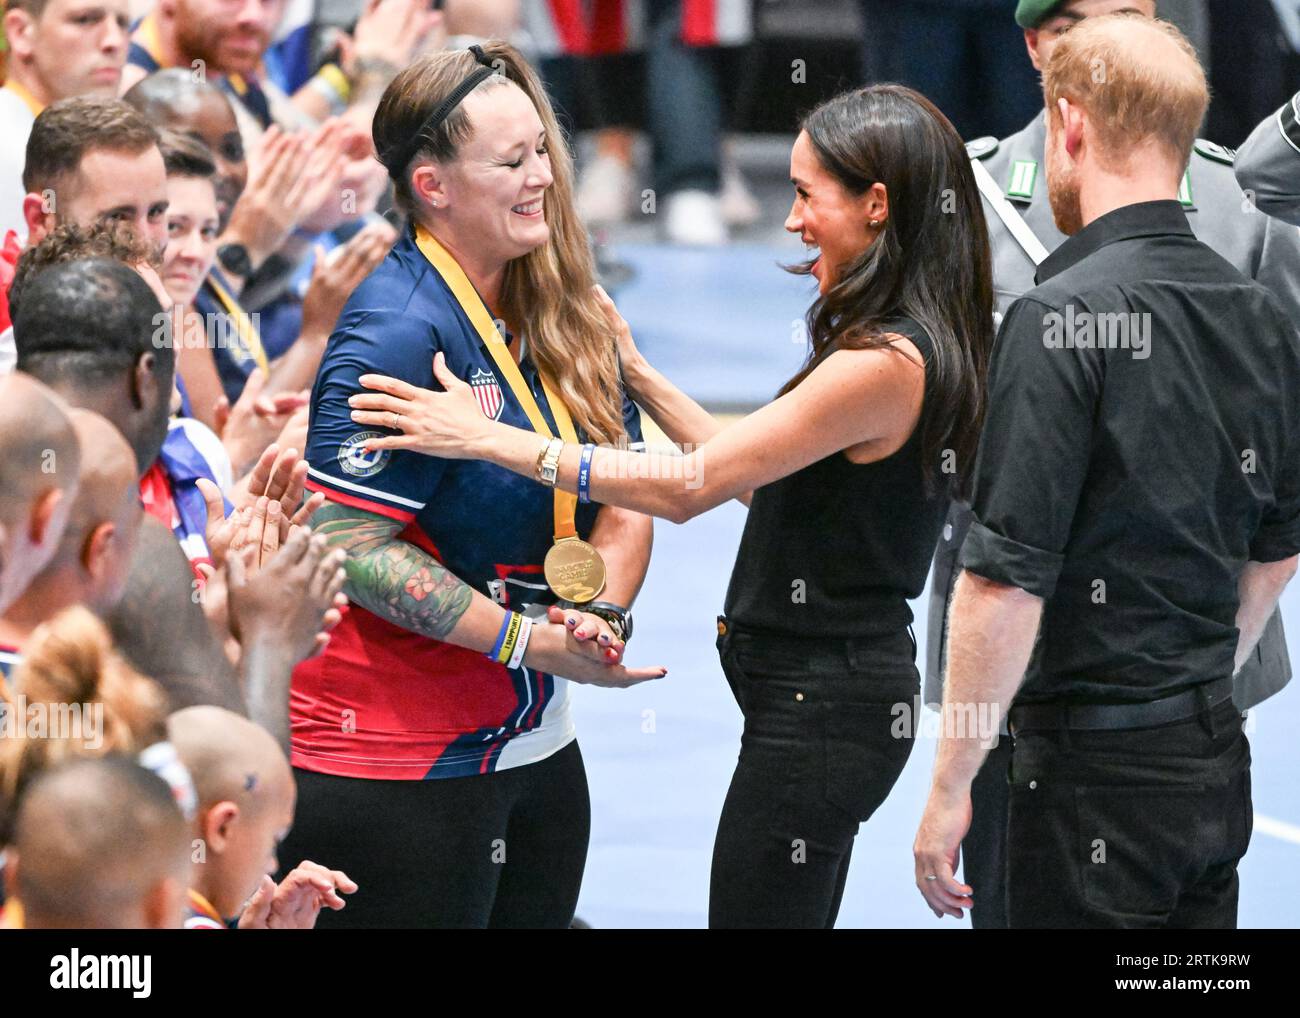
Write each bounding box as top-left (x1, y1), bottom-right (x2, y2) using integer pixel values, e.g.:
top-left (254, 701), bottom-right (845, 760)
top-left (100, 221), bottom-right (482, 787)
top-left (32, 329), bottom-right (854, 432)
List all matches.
top-left (486, 612), bottom-right (513, 661)
top-left (577, 443), bottom-right (596, 504)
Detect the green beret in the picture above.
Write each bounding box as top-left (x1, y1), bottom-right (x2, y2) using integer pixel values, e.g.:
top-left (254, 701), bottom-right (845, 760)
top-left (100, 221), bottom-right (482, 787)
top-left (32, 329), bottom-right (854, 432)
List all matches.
top-left (1015, 0), bottom-right (1065, 28)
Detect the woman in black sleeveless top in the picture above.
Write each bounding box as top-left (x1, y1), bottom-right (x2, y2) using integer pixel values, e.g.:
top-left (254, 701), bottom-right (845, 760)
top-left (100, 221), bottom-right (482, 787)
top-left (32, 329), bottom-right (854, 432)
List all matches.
top-left (349, 84), bottom-right (994, 927)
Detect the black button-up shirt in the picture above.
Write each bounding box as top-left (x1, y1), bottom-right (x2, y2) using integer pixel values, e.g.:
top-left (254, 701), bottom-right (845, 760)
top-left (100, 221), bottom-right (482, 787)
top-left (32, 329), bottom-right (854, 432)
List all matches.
top-left (961, 200), bottom-right (1300, 704)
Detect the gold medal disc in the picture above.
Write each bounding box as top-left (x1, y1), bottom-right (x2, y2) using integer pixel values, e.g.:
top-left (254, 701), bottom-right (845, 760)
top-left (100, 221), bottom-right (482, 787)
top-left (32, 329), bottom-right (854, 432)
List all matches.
top-left (544, 537), bottom-right (607, 604)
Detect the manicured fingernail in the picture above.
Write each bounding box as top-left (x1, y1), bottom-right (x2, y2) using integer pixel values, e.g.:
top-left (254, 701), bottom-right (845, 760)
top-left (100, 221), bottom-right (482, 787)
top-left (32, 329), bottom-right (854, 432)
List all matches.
top-left (598, 634), bottom-right (610, 645)
top-left (566, 617), bottom-right (577, 628)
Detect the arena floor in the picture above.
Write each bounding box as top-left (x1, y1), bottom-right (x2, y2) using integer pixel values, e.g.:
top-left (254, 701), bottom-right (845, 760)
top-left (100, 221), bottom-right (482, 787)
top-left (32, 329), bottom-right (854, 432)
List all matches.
top-left (570, 214), bottom-right (1300, 928)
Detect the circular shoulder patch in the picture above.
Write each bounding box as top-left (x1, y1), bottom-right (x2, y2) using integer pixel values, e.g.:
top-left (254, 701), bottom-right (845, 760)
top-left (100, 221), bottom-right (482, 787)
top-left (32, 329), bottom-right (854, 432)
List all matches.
top-left (338, 431), bottom-right (390, 477)
top-left (1194, 139), bottom-right (1236, 165)
top-left (966, 136), bottom-right (1000, 160)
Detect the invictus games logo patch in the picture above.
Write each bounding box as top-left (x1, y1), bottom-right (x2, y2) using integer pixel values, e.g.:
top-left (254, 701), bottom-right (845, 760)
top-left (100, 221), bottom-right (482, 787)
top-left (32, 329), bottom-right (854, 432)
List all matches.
top-left (338, 432), bottom-right (390, 477)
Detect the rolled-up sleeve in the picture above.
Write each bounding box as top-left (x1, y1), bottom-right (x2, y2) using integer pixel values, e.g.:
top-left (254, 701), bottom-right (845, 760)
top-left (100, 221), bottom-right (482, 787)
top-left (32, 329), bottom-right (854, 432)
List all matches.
top-left (958, 297), bottom-right (1104, 599)
top-left (1251, 436), bottom-right (1300, 562)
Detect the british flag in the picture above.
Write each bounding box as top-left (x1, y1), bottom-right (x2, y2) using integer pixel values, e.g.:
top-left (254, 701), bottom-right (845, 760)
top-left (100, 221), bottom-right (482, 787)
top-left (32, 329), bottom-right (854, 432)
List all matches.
top-left (469, 368), bottom-right (504, 421)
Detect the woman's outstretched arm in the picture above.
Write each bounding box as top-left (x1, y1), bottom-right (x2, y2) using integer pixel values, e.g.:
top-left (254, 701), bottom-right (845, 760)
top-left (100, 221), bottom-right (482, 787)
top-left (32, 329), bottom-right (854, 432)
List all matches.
top-left (352, 338), bottom-right (926, 525)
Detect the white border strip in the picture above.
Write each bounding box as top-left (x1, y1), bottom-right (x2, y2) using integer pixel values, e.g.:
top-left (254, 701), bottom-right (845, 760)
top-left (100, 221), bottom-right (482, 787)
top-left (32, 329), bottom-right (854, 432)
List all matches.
top-left (307, 466), bottom-right (426, 511)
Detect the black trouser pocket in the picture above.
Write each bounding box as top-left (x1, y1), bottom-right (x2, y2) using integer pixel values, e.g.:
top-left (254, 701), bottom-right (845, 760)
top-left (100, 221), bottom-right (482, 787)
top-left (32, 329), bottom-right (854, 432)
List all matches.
top-left (1074, 783), bottom-right (1212, 919)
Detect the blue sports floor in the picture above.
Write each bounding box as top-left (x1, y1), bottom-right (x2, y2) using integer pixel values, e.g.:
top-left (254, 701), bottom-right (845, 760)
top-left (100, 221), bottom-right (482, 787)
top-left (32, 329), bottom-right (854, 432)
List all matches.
top-left (568, 240), bottom-right (1300, 929)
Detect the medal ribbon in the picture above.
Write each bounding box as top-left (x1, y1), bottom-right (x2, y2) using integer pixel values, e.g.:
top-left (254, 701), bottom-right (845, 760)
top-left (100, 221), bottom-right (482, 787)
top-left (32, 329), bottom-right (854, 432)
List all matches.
top-left (414, 226), bottom-right (579, 541)
top-left (206, 273), bottom-right (271, 376)
top-left (3, 79), bottom-right (44, 117)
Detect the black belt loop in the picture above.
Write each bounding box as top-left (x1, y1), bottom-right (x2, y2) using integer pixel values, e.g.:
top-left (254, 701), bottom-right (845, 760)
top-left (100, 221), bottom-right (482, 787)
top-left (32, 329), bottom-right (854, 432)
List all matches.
top-left (1199, 683), bottom-right (1216, 738)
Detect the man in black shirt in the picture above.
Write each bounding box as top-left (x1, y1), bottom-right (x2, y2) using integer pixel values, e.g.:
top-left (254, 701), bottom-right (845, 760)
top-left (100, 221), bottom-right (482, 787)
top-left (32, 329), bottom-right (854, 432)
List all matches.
top-left (914, 13), bottom-right (1300, 928)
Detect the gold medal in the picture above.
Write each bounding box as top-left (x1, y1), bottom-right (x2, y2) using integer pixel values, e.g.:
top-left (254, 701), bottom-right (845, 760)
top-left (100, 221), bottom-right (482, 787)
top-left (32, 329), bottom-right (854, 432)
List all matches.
top-left (415, 227), bottom-right (607, 606)
top-left (544, 536), bottom-right (607, 604)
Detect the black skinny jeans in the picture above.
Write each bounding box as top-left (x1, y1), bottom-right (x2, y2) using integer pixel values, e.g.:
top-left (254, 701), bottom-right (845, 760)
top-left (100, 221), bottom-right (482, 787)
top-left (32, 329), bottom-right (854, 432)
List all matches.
top-left (276, 740), bottom-right (590, 929)
top-left (710, 620), bottom-right (919, 928)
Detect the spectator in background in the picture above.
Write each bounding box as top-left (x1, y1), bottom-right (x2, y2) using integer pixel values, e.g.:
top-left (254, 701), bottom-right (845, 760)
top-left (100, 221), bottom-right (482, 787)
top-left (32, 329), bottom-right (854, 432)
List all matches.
top-left (122, 0), bottom-right (441, 130)
top-left (16, 96), bottom-right (164, 251)
top-left (13, 259), bottom-right (181, 513)
top-left (130, 81), bottom-right (395, 410)
top-left (0, 0), bottom-right (132, 239)
top-left (156, 131), bottom-right (235, 431)
top-left (0, 95), bottom-right (166, 349)
top-left (529, 0), bottom-right (755, 245)
top-left (0, 409), bottom-right (142, 674)
top-left (169, 705), bottom-right (356, 929)
top-left (9, 249), bottom-right (348, 751)
top-left (0, 372), bottom-right (80, 616)
top-left (0, 608), bottom-right (170, 832)
top-left (3, 755), bottom-right (189, 929)
top-left (857, 0), bottom-right (1043, 141)
top-left (121, 0), bottom-right (421, 381)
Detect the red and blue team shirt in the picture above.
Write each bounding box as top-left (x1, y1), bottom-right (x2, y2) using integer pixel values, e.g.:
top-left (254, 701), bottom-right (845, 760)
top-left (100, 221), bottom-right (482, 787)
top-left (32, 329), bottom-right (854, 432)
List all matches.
top-left (292, 228), bottom-right (644, 780)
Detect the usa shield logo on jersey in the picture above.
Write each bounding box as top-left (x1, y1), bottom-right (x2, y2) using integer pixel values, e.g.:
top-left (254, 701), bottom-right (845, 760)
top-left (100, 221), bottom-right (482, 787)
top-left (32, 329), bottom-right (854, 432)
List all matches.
top-left (469, 368), bottom-right (504, 420)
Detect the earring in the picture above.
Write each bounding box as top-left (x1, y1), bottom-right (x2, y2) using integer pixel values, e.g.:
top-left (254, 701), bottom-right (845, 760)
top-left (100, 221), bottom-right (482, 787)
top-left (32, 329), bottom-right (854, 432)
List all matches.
top-left (870, 219), bottom-right (882, 227)
top-left (430, 199), bottom-right (439, 208)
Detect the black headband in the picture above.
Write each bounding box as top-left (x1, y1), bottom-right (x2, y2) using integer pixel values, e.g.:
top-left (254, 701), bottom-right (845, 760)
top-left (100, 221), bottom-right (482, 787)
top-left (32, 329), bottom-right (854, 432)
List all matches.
top-left (383, 45), bottom-right (499, 177)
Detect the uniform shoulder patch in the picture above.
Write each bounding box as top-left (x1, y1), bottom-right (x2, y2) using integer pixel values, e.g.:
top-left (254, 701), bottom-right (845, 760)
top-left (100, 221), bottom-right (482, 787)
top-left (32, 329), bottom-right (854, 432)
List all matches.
top-left (1193, 139), bottom-right (1236, 165)
top-left (966, 136), bottom-right (999, 160)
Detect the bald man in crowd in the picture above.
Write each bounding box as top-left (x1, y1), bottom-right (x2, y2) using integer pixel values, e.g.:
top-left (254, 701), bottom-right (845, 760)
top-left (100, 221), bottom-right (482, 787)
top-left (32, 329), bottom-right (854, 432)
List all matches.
top-left (916, 14), bottom-right (1300, 928)
top-left (0, 372), bottom-right (80, 619)
top-left (5, 755), bottom-right (191, 929)
top-left (0, 409), bottom-right (141, 662)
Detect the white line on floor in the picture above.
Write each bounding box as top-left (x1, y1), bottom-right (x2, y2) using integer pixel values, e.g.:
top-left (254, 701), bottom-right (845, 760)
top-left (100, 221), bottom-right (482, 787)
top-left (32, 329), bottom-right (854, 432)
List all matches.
top-left (1255, 813), bottom-right (1300, 845)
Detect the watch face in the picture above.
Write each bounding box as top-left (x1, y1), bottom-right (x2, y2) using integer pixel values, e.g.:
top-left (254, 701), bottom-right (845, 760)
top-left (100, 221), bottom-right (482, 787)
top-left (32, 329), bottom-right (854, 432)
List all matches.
top-left (218, 244), bottom-right (252, 276)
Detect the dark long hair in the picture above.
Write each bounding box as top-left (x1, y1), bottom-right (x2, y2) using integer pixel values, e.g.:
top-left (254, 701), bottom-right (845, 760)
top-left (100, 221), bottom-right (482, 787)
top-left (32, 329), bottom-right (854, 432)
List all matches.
top-left (781, 85), bottom-right (994, 499)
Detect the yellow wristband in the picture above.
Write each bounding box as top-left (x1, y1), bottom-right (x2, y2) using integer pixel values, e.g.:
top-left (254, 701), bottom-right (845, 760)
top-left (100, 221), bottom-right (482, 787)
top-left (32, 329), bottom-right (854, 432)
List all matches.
top-left (317, 63), bottom-right (352, 104)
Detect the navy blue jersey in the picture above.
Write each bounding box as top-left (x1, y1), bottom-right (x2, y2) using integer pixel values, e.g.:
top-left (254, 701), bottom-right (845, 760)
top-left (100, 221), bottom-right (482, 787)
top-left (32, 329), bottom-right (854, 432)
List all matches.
top-left (293, 228), bottom-right (644, 779)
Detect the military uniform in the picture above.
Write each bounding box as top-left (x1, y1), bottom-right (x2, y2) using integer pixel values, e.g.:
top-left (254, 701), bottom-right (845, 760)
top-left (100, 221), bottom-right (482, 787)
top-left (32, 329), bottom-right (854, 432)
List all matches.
top-left (1236, 91), bottom-right (1300, 226)
top-left (928, 110), bottom-right (1300, 929)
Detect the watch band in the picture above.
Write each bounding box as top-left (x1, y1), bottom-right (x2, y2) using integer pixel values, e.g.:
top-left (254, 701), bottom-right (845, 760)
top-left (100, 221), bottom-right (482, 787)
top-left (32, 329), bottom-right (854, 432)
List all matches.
top-left (216, 242), bottom-right (253, 278)
top-left (537, 436), bottom-right (564, 487)
top-left (584, 600), bottom-right (632, 643)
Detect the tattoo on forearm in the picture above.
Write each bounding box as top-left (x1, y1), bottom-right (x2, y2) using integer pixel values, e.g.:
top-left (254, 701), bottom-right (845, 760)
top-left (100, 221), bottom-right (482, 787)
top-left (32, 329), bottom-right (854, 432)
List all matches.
top-left (311, 502), bottom-right (473, 641)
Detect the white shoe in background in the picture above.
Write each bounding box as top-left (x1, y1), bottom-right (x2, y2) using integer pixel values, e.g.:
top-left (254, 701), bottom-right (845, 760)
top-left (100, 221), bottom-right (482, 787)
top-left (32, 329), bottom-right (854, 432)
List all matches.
top-left (663, 189), bottom-right (728, 246)
top-left (577, 153), bottom-right (636, 226)
top-left (720, 155), bottom-right (761, 228)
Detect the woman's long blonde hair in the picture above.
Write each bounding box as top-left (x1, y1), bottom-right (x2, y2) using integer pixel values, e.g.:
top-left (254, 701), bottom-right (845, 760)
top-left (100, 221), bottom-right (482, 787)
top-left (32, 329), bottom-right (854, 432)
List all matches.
top-left (374, 42), bottom-right (625, 445)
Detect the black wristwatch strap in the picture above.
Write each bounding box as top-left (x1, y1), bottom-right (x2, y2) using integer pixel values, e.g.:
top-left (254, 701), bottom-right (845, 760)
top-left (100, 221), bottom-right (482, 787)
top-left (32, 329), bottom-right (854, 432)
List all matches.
top-left (217, 242), bottom-right (254, 278)
top-left (558, 599), bottom-right (632, 642)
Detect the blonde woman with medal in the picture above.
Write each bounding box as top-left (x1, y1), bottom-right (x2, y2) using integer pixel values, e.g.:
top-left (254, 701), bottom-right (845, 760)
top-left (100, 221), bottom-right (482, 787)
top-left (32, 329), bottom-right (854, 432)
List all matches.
top-left (354, 84), bottom-right (995, 927)
top-left (279, 42), bottom-right (663, 930)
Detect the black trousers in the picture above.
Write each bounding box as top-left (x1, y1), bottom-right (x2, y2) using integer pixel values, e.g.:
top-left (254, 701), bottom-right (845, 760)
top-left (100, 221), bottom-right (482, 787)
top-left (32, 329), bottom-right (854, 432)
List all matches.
top-left (964, 735), bottom-right (1012, 929)
top-left (710, 621), bottom-right (918, 928)
top-left (1006, 698), bottom-right (1252, 929)
top-left (276, 740), bottom-right (590, 928)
